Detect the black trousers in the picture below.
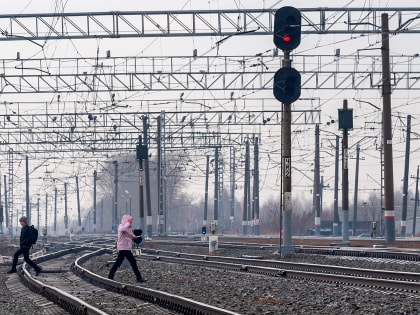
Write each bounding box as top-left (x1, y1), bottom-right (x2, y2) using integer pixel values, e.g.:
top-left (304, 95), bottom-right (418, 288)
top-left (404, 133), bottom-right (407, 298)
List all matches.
top-left (108, 250), bottom-right (142, 280)
top-left (11, 246), bottom-right (39, 271)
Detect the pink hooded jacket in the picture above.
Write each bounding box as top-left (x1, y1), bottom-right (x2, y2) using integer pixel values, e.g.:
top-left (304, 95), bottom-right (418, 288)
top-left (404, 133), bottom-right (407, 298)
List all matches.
top-left (116, 214), bottom-right (136, 250)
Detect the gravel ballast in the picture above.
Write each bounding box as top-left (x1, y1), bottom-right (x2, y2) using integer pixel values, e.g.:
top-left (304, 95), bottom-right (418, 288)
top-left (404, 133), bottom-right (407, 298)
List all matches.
top-left (1, 243), bottom-right (420, 314)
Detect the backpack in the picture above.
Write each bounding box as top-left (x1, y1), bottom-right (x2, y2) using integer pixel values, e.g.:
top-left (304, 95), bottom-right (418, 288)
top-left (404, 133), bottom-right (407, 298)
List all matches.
top-left (29, 225), bottom-right (39, 245)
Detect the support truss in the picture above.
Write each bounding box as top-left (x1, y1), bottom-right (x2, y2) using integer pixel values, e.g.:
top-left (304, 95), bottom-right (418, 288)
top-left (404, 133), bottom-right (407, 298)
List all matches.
top-left (0, 54), bottom-right (419, 93)
top-left (0, 108), bottom-right (319, 157)
top-left (0, 8), bottom-right (419, 41)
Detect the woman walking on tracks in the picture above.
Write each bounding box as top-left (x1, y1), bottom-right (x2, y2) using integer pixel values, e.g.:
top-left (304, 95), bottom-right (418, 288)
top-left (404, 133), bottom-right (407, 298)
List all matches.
top-left (108, 214), bottom-right (147, 283)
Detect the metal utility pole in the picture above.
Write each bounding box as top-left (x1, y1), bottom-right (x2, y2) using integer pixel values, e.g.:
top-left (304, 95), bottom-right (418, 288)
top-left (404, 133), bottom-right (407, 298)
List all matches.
top-left (338, 99), bottom-right (353, 244)
top-left (93, 170), bottom-right (97, 233)
top-left (412, 166), bottom-right (419, 236)
top-left (352, 144), bottom-right (360, 236)
top-left (314, 124), bottom-right (321, 235)
top-left (242, 140), bottom-right (250, 235)
top-left (381, 13), bottom-right (396, 243)
top-left (76, 175), bottom-right (81, 228)
top-left (333, 136), bottom-right (340, 236)
top-left (401, 115), bottom-right (411, 237)
top-left (253, 137), bottom-right (260, 235)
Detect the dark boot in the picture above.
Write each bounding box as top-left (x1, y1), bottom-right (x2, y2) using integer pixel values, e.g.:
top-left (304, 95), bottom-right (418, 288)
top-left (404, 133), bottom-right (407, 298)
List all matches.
top-left (7, 269), bottom-right (17, 274)
top-left (35, 266), bottom-right (42, 276)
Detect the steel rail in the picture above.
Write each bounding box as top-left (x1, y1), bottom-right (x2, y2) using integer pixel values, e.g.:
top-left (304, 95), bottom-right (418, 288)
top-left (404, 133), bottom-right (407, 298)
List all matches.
top-left (19, 246), bottom-right (108, 315)
top-left (139, 252), bottom-right (420, 292)
top-left (73, 249), bottom-right (241, 315)
top-left (18, 245), bottom-right (240, 315)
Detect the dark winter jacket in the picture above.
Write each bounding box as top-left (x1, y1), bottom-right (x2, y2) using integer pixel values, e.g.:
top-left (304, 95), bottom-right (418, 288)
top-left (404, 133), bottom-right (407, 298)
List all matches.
top-left (20, 225), bottom-right (33, 248)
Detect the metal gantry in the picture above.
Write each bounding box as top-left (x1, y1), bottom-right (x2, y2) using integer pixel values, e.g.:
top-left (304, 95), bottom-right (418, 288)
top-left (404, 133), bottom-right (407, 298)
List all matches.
top-left (0, 8), bottom-right (419, 41)
top-left (0, 54), bottom-right (420, 93)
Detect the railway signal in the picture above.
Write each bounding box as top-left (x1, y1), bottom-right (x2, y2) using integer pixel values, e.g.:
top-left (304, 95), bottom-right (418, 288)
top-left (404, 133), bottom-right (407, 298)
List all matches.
top-left (273, 6), bottom-right (302, 105)
top-left (273, 6), bottom-right (301, 52)
top-left (273, 67), bottom-right (301, 104)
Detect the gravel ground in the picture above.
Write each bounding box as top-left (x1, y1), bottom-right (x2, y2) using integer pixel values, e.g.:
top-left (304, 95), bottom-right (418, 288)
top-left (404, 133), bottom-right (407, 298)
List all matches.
top-left (84, 244), bottom-right (420, 315)
top-left (1, 242), bottom-right (420, 314)
top-left (0, 253), bottom-right (43, 315)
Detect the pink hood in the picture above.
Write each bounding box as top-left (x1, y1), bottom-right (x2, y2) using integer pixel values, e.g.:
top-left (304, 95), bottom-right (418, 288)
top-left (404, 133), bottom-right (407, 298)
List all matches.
top-left (116, 214), bottom-right (135, 250)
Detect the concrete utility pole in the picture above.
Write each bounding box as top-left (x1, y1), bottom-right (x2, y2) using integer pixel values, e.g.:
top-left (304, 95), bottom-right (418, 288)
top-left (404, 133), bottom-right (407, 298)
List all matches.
top-left (25, 156), bottom-right (30, 223)
top-left (203, 155), bottom-right (209, 230)
top-left (229, 147), bottom-right (236, 231)
top-left (137, 135), bottom-right (145, 233)
top-left (401, 115), bottom-right (411, 237)
top-left (113, 161), bottom-right (118, 233)
top-left (0, 175), bottom-right (2, 234)
top-left (45, 193), bottom-right (48, 236)
top-left (333, 136), bottom-right (340, 236)
top-left (412, 166), bottom-right (419, 236)
top-left (253, 137), bottom-right (260, 235)
top-left (214, 146), bottom-right (220, 232)
top-left (37, 198), bottom-right (40, 232)
top-left (142, 116), bottom-right (153, 239)
top-left (54, 187), bottom-right (57, 235)
top-left (76, 175), bottom-right (81, 228)
top-left (4, 175), bottom-right (8, 230)
top-left (93, 170), bottom-right (97, 233)
top-left (314, 124), bottom-right (321, 235)
top-left (243, 140), bottom-right (250, 235)
top-left (64, 183), bottom-right (68, 234)
top-left (381, 13), bottom-right (395, 243)
top-left (157, 114), bottom-right (165, 236)
top-left (352, 144), bottom-right (360, 236)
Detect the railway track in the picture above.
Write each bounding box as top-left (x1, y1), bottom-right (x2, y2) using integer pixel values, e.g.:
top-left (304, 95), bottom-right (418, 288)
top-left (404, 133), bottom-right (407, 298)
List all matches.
top-left (139, 246), bottom-right (420, 292)
top-left (147, 237), bottom-right (420, 261)
top-left (4, 237), bottom-right (420, 314)
top-left (9, 245), bottom-right (240, 315)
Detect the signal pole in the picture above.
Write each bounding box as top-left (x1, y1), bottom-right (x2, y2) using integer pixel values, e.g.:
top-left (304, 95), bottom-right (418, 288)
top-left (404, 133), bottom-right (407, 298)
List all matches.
top-left (273, 6), bottom-right (301, 254)
top-left (333, 135), bottom-right (340, 236)
top-left (338, 100), bottom-right (353, 244)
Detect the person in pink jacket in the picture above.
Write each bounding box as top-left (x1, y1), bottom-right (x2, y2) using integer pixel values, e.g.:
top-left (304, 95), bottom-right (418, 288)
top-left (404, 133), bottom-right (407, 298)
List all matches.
top-left (108, 214), bottom-right (147, 283)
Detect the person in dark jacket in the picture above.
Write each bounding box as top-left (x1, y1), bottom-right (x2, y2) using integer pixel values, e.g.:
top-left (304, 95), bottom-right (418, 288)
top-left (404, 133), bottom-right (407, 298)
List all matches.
top-left (7, 216), bottom-right (42, 275)
top-left (108, 214), bottom-right (147, 283)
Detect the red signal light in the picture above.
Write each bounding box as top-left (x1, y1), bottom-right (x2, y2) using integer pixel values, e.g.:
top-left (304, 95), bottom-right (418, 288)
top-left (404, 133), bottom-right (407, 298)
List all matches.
top-left (283, 35), bottom-right (291, 42)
